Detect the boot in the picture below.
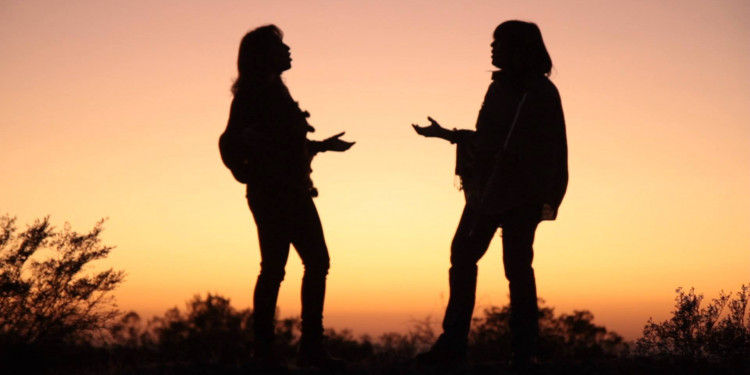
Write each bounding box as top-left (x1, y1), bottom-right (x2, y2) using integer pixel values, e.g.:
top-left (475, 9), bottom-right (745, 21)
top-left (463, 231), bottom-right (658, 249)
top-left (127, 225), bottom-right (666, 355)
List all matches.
top-left (297, 336), bottom-right (346, 372)
top-left (252, 345), bottom-right (288, 374)
top-left (509, 352), bottom-right (539, 373)
top-left (415, 334), bottom-right (468, 368)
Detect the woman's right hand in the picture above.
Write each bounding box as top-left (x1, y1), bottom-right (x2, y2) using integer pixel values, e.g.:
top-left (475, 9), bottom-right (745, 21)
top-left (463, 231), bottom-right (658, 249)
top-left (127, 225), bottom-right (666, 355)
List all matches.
top-left (322, 132), bottom-right (355, 152)
top-left (412, 116), bottom-right (447, 138)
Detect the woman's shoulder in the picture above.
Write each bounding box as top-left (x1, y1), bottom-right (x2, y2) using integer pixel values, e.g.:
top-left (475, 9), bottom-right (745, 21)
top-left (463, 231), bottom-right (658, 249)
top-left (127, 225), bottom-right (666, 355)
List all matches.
top-left (493, 71), bottom-right (559, 98)
top-left (231, 85), bottom-right (273, 112)
top-left (526, 76), bottom-right (558, 94)
top-left (524, 76), bottom-right (560, 105)
top-left (233, 84), bottom-right (266, 101)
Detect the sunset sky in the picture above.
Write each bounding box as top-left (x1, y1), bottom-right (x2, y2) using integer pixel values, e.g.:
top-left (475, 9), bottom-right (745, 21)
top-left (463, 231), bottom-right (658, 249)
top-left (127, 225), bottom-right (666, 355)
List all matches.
top-left (1, 0), bottom-right (748, 340)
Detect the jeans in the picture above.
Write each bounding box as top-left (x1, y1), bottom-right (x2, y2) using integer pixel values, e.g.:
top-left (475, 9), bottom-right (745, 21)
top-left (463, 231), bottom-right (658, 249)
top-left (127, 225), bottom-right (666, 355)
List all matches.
top-left (247, 189), bottom-right (330, 351)
top-left (441, 202), bottom-right (541, 356)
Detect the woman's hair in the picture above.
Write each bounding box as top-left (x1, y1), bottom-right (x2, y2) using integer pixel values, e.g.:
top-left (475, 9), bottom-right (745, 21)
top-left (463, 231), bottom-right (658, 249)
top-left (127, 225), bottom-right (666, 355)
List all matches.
top-left (494, 20), bottom-right (552, 76)
top-left (231, 24), bottom-right (284, 94)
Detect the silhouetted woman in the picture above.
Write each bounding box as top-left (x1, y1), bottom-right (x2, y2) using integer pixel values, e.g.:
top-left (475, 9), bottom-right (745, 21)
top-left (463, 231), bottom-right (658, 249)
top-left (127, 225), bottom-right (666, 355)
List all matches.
top-left (222, 25), bottom-right (353, 371)
top-left (412, 20), bottom-right (568, 369)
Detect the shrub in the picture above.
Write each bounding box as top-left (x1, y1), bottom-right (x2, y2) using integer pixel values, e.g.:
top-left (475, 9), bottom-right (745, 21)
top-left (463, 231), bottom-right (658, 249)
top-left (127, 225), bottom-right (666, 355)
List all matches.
top-left (0, 215), bottom-right (124, 347)
top-left (636, 285), bottom-right (750, 370)
top-left (470, 300), bottom-right (629, 362)
top-left (142, 293), bottom-right (254, 363)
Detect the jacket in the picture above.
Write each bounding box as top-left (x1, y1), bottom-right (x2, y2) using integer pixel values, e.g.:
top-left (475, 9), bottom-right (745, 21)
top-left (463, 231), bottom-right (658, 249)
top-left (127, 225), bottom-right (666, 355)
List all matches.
top-left (223, 78), bottom-right (324, 197)
top-left (459, 71), bottom-right (568, 218)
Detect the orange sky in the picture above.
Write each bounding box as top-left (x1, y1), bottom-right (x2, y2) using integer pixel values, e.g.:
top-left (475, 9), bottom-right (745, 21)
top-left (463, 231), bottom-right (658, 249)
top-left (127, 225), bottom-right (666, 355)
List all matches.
top-left (1, 0), bottom-right (748, 340)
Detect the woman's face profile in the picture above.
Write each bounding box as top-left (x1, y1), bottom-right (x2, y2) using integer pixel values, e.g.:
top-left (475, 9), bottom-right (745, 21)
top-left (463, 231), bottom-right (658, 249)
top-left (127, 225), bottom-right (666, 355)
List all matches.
top-left (491, 37), bottom-right (509, 69)
top-left (268, 37), bottom-right (292, 74)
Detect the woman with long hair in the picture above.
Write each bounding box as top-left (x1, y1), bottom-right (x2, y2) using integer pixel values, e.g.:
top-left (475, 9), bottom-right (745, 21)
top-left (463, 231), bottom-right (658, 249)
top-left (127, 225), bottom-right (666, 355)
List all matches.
top-left (221, 24), bottom-right (352, 371)
top-left (412, 20), bottom-right (568, 369)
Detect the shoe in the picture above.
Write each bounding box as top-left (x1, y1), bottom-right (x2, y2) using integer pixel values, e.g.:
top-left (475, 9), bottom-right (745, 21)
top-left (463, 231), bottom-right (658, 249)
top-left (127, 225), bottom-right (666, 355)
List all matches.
top-left (509, 353), bottom-right (539, 373)
top-left (415, 335), bottom-right (468, 368)
top-left (253, 351), bottom-right (289, 374)
top-left (297, 340), bottom-right (346, 372)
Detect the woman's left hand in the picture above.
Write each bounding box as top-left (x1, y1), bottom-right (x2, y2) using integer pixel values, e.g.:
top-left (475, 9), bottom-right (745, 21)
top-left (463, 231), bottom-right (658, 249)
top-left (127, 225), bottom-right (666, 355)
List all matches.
top-left (412, 116), bottom-right (446, 138)
top-left (323, 132), bottom-right (355, 152)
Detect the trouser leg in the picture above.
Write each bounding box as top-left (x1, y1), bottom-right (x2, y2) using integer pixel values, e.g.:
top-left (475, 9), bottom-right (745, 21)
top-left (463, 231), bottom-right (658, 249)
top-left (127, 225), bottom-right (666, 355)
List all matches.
top-left (248, 194), bottom-right (291, 355)
top-left (290, 196), bottom-right (330, 342)
top-left (252, 234), bottom-right (290, 353)
top-left (502, 205), bottom-right (541, 357)
top-left (289, 197), bottom-right (345, 371)
top-left (442, 205), bottom-right (497, 348)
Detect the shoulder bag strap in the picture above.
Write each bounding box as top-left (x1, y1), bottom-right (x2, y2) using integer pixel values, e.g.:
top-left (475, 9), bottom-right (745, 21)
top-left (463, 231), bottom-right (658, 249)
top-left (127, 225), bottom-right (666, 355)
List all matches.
top-left (502, 92), bottom-right (528, 151)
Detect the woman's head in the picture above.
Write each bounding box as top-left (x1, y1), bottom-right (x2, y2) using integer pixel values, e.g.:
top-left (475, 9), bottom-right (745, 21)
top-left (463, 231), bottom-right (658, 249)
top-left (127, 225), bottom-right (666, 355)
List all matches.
top-left (232, 24), bottom-right (291, 93)
top-left (491, 20), bottom-right (552, 76)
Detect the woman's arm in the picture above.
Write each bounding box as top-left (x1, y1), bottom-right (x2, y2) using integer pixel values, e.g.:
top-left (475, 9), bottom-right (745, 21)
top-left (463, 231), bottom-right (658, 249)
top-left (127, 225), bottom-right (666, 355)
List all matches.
top-left (514, 82), bottom-right (568, 218)
top-left (308, 132), bottom-right (355, 156)
top-left (412, 117), bottom-right (473, 144)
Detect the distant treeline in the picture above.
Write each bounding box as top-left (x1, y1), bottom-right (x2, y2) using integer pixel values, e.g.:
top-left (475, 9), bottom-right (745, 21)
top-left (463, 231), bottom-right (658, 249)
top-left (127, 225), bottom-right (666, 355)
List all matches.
top-left (1, 216), bottom-right (748, 374)
top-left (106, 293), bottom-right (627, 364)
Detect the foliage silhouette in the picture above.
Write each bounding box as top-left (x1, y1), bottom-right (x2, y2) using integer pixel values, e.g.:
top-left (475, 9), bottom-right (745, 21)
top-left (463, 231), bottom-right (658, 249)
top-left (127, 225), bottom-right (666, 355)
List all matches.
top-left (636, 285), bottom-right (750, 371)
top-left (12, 286), bottom-right (748, 374)
top-left (4, 214), bottom-right (744, 374)
top-left (469, 300), bottom-right (628, 363)
top-left (167, 294), bottom-right (251, 361)
top-left (112, 293), bottom-right (303, 367)
top-left (0, 215), bottom-right (123, 347)
top-left (110, 311), bottom-right (144, 348)
top-left (134, 293), bottom-right (254, 363)
top-left (106, 294), bottom-right (635, 373)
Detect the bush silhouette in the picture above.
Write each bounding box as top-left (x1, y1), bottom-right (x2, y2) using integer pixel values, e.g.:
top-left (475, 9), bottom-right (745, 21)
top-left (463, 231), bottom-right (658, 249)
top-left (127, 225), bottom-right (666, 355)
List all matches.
top-left (470, 300), bottom-right (628, 363)
top-left (101, 290), bottom-right (747, 373)
top-left (5, 215), bottom-right (746, 374)
top-left (0, 215), bottom-right (124, 348)
top-left (636, 285), bottom-right (750, 370)
top-left (135, 293), bottom-right (254, 363)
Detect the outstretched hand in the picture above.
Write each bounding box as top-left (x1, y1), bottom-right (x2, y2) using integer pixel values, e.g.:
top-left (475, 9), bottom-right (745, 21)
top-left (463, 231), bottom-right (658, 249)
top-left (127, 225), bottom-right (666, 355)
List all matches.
top-left (412, 116), bottom-right (446, 138)
top-left (322, 132), bottom-right (355, 152)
